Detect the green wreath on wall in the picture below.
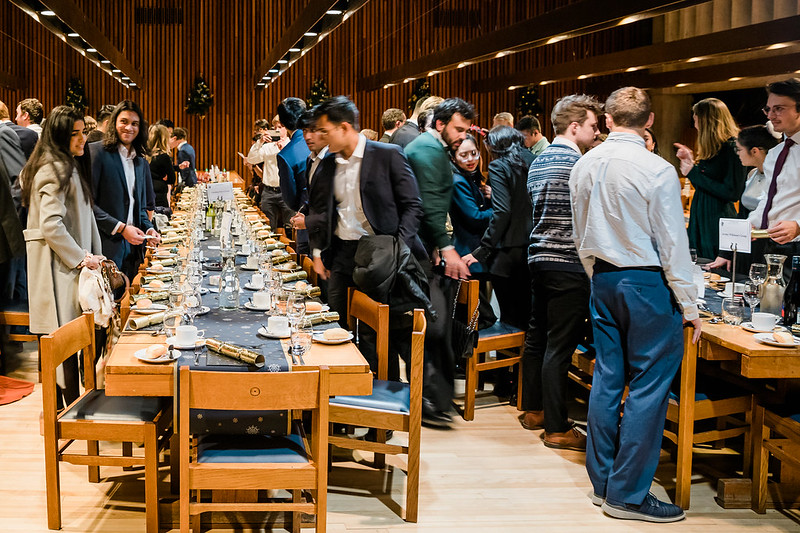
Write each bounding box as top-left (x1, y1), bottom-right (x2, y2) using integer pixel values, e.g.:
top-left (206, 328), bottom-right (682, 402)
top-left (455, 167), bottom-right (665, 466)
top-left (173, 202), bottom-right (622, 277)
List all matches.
top-left (185, 74), bottom-right (214, 118)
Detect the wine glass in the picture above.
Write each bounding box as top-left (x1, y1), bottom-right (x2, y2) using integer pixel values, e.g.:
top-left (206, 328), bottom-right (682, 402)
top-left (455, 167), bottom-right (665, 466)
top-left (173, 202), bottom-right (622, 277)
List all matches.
top-left (721, 297), bottom-right (745, 326)
top-left (743, 281), bottom-right (760, 321)
top-left (287, 292), bottom-right (306, 328)
top-left (689, 248), bottom-right (698, 264)
top-left (750, 263), bottom-right (768, 285)
top-left (184, 288), bottom-right (203, 325)
top-left (163, 307), bottom-right (185, 340)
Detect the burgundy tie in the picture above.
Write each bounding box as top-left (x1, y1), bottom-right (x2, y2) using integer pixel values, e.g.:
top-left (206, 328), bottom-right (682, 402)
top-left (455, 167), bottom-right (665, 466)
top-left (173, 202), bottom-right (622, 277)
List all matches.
top-left (761, 138), bottom-right (796, 229)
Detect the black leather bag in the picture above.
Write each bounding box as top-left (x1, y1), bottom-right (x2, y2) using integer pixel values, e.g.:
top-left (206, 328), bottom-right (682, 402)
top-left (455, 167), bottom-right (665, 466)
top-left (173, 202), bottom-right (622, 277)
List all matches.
top-left (451, 281), bottom-right (479, 359)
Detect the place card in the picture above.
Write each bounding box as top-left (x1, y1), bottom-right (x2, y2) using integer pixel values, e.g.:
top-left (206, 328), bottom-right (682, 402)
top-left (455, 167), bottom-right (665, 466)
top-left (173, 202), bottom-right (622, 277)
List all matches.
top-left (207, 182), bottom-right (235, 201)
top-left (719, 218), bottom-right (751, 254)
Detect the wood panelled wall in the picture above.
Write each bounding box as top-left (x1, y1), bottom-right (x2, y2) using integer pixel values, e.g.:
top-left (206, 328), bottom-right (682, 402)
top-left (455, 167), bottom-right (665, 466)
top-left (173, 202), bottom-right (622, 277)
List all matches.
top-left (1, 0), bottom-right (650, 178)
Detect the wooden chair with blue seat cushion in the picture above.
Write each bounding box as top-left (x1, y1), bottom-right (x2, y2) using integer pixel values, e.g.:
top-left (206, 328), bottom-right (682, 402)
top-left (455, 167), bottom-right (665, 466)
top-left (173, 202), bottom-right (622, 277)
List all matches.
top-left (751, 402), bottom-right (800, 513)
top-left (179, 365), bottom-right (330, 533)
top-left (0, 297), bottom-right (38, 376)
top-left (40, 312), bottom-right (172, 533)
top-left (456, 279), bottom-right (525, 420)
top-left (328, 291), bottom-right (426, 522)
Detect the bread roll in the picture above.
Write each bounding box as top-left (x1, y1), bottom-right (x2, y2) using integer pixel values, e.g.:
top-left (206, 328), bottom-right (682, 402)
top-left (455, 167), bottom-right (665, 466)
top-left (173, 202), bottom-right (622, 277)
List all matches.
top-left (145, 344), bottom-right (167, 359)
top-left (166, 231), bottom-right (178, 238)
top-left (295, 281), bottom-right (308, 292)
top-left (136, 298), bottom-right (153, 309)
top-left (305, 301), bottom-right (323, 313)
top-left (150, 262), bottom-right (164, 271)
top-left (265, 238), bottom-right (277, 244)
top-left (773, 331), bottom-right (794, 344)
top-left (149, 279), bottom-right (165, 289)
top-left (323, 328), bottom-right (350, 341)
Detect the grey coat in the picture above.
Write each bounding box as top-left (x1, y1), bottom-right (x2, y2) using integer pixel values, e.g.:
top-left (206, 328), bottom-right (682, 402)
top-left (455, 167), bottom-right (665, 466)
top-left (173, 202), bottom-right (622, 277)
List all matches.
top-left (24, 161), bottom-right (102, 334)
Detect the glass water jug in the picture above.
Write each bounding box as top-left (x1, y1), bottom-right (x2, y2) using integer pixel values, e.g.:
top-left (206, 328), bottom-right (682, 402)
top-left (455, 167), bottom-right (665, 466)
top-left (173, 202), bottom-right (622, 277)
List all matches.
top-left (760, 254), bottom-right (786, 316)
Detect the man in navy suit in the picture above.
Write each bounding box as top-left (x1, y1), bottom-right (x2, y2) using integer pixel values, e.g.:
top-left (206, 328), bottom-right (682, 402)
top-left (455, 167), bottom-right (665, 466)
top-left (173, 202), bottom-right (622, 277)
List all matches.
top-left (0, 101), bottom-right (37, 159)
top-left (275, 98), bottom-right (311, 253)
top-left (306, 96), bottom-right (423, 327)
top-left (171, 127), bottom-right (197, 187)
top-left (90, 100), bottom-right (159, 279)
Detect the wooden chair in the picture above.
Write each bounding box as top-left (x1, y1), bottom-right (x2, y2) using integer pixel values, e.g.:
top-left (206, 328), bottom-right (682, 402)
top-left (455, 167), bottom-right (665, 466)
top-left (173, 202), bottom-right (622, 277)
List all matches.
top-left (662, 327), bottom-right (751, 509)
top-left (329, 289), bottom-right (426, 522)
top-left (751, 401), bottom-right (800, 513)
top-left (456, 279), bottom-right (525, 420)
top-left (301, 255), bottom-right (318, 286)
top-left (40, 312), bottom-right (172, 532)
top-left (0, 298), bottom-right (38, 376)
top-left (179, 366), bottom-right (330, 532)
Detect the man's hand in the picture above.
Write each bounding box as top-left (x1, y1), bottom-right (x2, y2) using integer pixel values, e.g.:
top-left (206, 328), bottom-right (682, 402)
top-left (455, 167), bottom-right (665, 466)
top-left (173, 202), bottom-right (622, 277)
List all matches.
top-left (480, 184), bottom-right (492, 199)
top-left (145, 228), bottom-right (161, 245)
top-left (768, 220), bottom-right (800, 245)
top-left (312, 256), bottom-right (330, 280)
top-left (441, 247), bottom-right (471, 280)
top-left (684, 317), bottom-right (703, 344)
top-left (122, 225), bottom-right (146, 245)
top-left (462, 253), bottom-right (478, 267)
top-left (703, 256), bottom-right (731, 271)
top-left (179, 161), bottom-right (190, 170)
top-left (291, 212), bottom-right (306, 230)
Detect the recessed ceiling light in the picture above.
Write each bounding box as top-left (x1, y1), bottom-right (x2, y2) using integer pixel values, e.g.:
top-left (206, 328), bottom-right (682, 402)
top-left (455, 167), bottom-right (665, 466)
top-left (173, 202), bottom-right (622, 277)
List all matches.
top-left (87, 48), bottom-right (97, 53)
top-left (41, 10), bottom-right (55, 16)
top-left (383, 83), bottom-right (395, 89)
top-left (728, 77), bottom-right (743, 81)
top-left (304, 32), bottom-right (317, 37)
top-left (507, 86), bottom-right (518, 90)
top-left (269, 69), bottom-right (279, 73)
top-left (289, 48), bottom-right (301, 52)
top-left (112, 69), bottom-right (121, 73)
top-left (626, 66), bottom-right (640, 72)
top-left (326, 10), bottom-right (342, 15)
top-left (67, 32), bottom-right (79, 37)
top-left (121, 76), bottom-right (130, 80)
top-left (277, 59), bottom-right (288, 64)
top-left (495, 51), bottom-right (510, 58)
top-left (539, 80), bottom-right (552, 85)
top-left (767, 43), bottom-right (789, 50)
top-left (687, 57), bottom-right (703, 62)
top-left (130, 82), bottom-right (137, 87)
top-left (547, 35), bottom-right (568, 44)
top-left (578, 74), bottom-right (589, 79)
top-left (100, 59), bottom-right (111, 64)
top-left (428, 70), bottom-right (439, 77)
top-left (675, 83), bottom-right (689, 87)
top-left (457, 62), bottom-right (470, 68)
top-left (618, 15), bottom-right (640, 25)
top-left (403, 78), bottom-right (414, 83)
top-left (257, 82), bottom-right (265, 87)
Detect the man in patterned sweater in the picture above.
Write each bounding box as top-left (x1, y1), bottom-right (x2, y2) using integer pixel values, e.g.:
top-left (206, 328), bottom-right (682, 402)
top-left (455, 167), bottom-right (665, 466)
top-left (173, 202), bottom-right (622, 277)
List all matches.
top-left (518, 95), bottom-right (602, 451)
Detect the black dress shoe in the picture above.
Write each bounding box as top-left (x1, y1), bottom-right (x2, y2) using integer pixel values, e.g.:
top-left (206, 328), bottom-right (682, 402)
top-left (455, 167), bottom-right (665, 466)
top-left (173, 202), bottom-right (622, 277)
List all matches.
top-left (365, 428), bottom-right (394, 441)
top-left (422, 398), bottom-right (452, 428)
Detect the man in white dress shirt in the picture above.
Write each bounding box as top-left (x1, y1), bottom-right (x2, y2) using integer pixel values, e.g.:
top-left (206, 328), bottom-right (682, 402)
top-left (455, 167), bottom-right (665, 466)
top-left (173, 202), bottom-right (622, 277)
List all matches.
top-left (570, 86), bottom-right (700, 523)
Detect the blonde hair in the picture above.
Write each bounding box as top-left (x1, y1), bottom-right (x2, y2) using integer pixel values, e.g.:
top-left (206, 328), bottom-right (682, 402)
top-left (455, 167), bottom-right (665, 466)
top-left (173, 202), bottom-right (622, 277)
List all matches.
top-left (493, 112), bottom-right (514, 127)
top-left (604, 87), bottom-right (650, 129)
top-left (146, 124), bottom-right (170, 161)
top-left (693, 98), bottom-right (739, 160)
top-left (361, 128), bottom-right (379, 141)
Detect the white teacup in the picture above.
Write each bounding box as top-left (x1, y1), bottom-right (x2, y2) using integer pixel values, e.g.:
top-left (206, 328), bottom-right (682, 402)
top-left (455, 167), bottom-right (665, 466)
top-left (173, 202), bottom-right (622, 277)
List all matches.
top-left (250, 273), bottom-right (264, 289)
top-left (752, 312), bottom-right (778, 331)
top-left (252, 290), bottom-right (270, 309)
top-left (246, 255), bottom-right (259, 268)
top-left (267, 316), bottom-right (290, 337)
top-left (175, 325), bottom-right (205, 345)
top-left (722, 282), bottom-right (745, 297)
top-left (242, 243), bottom-right (251, 255)
top-left (209, 274), bottom-right (221, 286)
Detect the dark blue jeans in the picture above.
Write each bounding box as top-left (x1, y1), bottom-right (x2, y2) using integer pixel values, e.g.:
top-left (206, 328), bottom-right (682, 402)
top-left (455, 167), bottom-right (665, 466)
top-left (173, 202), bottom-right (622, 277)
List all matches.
top-left (585, 268), bottom-right (683, 506)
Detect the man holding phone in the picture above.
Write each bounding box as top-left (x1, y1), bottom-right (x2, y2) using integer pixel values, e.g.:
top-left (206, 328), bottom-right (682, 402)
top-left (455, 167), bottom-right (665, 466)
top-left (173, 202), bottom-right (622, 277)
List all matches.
top-left (247, 116), bottom-right (293, 231)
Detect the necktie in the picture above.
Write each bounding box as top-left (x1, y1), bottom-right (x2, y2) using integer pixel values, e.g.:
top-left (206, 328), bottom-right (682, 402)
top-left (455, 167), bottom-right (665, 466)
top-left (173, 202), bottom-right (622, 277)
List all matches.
top-left (761, 138), bottom-right (796, 229)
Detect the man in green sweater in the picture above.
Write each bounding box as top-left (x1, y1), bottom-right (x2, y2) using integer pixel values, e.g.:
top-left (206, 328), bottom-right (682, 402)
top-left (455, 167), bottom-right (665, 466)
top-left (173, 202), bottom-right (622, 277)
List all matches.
top-left (405, 97), bottom-right (475, 427)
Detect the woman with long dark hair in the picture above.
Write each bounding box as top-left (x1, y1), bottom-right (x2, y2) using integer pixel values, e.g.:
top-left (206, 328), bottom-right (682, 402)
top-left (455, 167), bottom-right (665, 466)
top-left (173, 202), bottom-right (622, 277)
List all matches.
top-left (674, 98), bottom-right (746, 259)
top-left (21, 105), bottom-right (103, 405)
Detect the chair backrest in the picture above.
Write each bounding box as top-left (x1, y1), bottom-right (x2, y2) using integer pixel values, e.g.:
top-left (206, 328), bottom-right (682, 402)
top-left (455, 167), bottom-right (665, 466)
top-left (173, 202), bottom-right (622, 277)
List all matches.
top-left (454, 279), bottom-right (479, 325)
top-left (347, 288), bottom-right (390, 379)
top-left (39, 312), bottom-right (97, 420)
top-left (301, 255), bottom-right (318, 286)
top-left (409, 309), bottom-right (426, 410)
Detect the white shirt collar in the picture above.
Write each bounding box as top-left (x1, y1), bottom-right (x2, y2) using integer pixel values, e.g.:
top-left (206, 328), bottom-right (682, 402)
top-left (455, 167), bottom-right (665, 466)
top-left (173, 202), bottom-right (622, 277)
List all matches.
top-left (551, 136), bottom-right (581, 154)
top-left (429, 129), bottom-right (448, 149)
top-left (312, 146), bottom-right (329, 161)
top-left (178, 140), bottom-right (187, 149)
top-left (117, 143), bottom-right (136, 160)
top-left (787, 130), bottom-right (800, 144)
top-left (335, 134), bottom-right (366, 164)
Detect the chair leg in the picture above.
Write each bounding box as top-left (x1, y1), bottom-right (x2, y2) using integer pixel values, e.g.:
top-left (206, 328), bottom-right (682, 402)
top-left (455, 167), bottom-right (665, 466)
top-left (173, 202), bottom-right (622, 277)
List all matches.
top-left (144, 425), bottom-right (160, 533)
top-left (87, 440), bottom-right (100, 482)
top-left (292, 489), bottom-right (301, 533)
top-left (44, 431), bottom-right (62, 529)
top-left (316, 486), bottom-right (327, 533)
top-left (122, 441), bottom-right (134, 472)
top-left (463, 353), bottom-right (477, 421)
top-left (515, 355), bottom-right (523, 410)
top-left (170, 432), bottom-right (180, 495)
top-left (405, 417), bottom-right (420, 522)
top-left (375, 429), bottom-right (386, 469)
top-left (751, 403), bottom-right (768, 514)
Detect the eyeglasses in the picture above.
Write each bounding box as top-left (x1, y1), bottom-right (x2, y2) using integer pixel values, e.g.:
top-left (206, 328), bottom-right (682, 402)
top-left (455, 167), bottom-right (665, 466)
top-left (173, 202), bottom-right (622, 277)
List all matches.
top-left (762, 105), bottom-right (797, 116)
top-left (456, 150), bottom-right (479, 161)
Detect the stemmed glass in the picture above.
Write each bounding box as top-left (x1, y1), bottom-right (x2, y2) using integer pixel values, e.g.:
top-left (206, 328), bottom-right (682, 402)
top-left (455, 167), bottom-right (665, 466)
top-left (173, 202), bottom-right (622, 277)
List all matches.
top-left (184, 288), bottom-right (203, 325)
top-left (750, 263), bottom-right (768, 285)
top-left (287, 293), bottom-right (310, 356)
top-left (743, 281), bottom-right (760, 321)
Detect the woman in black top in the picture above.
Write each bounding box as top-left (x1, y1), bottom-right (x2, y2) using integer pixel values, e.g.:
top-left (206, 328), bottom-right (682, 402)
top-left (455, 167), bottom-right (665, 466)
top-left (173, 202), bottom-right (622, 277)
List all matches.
top-left (146, 124), bottom-right (176, 210)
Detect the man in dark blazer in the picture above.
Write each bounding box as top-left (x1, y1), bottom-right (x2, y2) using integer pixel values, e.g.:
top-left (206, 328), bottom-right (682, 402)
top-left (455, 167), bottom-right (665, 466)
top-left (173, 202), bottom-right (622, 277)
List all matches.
top-left (171, 127), bottom-right (197, 187)
top-left (306, 96), bottom-right (423, 328)
top-left (276, 97), bottom-right (311, 253)
top-left (0, 101), bottom-right (37, 159)
top-left (90, 100), bottom-right (158, 279)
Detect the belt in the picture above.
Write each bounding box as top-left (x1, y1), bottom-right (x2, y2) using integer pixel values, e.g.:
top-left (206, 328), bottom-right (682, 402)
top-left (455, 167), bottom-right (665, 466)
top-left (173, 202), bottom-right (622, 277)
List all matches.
top-left (264, 186), bottom-right (281, 191)
top-left (594, 259), bottom-right (662, 274)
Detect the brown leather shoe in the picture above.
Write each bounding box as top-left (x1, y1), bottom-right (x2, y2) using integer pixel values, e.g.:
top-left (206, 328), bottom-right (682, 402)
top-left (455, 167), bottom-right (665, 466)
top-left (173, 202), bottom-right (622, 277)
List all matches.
top-left (518, 410), bottom-right (544, 430)
top-left (542, 427), bottom-right (587, 451)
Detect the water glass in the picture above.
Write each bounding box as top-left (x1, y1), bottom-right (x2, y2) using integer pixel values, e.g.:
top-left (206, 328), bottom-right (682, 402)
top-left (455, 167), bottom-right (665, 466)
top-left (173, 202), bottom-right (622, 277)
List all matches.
top-left (291, 323), bottom-right (313, 357)
top-left (163, 307), bottom-right (185, 339)
top-left (287, 293), bottom-right (306, 327)
top-left (749, 263), bottom-right (767, 285)
top-left (721, 297), bottom-right (745, 326)
top-left (689, 248), bottom-right (698, 264)
top-left (184, 289), bottom-right (203, 325)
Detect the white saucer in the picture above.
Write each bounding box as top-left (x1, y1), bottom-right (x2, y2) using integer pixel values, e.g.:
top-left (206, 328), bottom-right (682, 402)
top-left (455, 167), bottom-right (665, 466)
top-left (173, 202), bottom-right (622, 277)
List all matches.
top-left (236, 251), bottom-right (252, 257)
top-left (207, 245), bottom-right (221, 250)
top-left (312, 331), bottom-right (353, 344)
top-left (134, 348), bottom-right (180, 364)
top-left (753, 332), bottom-right (800, 348)
top-left (208, 287), bottom-right (219, 293)
top-left (196, 305), bottom-right (211, 316)
top-left (257, 326), bottom-right (290, 339)
top-left (132, 303), bottom-right (168, 314)
top-left (244, 283), bottom-right (266, 291)
top-left (241, 265), bottom-right (259, 271)
top-left (741, 322), bottom-right (776, 333)
top-left (306, 304), bottom-right (330, 314)
top-left (198, 287), bottom-right (209, 295)
top-left (717, 291), bottom-right (743, 298)
top-left (244, 302), bottom-right (270, 311)
top-left (165, 338), bottom-right (206, 349)
top-left (154, 252), bottom-right (177, 259)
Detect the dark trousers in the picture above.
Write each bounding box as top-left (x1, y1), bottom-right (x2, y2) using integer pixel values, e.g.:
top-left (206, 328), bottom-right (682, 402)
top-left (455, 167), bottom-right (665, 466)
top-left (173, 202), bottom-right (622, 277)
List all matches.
top-left (490, 260), bottom-right (531, 331)
top-left (521, 267), bottom-right (591, 432)
top-left (585, 268), bottom-right (683, 506)
top-left (422, 263), bottom-right (457, 412)
top-left (260, 187), bottom-right (295, 232)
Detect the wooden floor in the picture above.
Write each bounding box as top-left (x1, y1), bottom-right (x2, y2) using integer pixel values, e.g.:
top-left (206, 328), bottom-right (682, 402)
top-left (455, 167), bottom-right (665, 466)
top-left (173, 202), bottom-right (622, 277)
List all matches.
top-left (1, 342), bottom-right (798, 532)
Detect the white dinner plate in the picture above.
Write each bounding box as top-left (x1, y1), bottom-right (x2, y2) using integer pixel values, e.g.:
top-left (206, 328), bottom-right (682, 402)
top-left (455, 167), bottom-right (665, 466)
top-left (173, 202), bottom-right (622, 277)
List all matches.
top-left (142, 283), bottom-right (170, 291)
top-left (704, 275), bottom-right (730, 283)
top-left (244, 283), bottom-right (266, 291)
top-left (257, 327), bottom-right (290, 339)
top-left (134, 348), bottom-right (180, 364)
top-left (306, 304), bottom-right (330, 314)
top-left (131, 303), bottom-right (168, 314)
top-left (244, 302), bottom-right (270, 311)
top-left (717, 291), bottom-right (743, 298)
top-left (241, 265), bottom-right (259, 271)
top-left (195, 305), bottom-right (211, 316)
top-left (154, 252), bottom-right (177, 259)
top-left (312, 331), bottom-right (354, 344)
top-left (753, 332), bottom-right (800, 348)
top-left (208, 287), bottom-right (219, 293)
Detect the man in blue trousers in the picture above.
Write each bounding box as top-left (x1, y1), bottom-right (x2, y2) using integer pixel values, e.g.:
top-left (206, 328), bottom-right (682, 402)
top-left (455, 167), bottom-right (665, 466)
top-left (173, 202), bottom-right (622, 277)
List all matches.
top-left (570, 86), bottom-right (701, 523)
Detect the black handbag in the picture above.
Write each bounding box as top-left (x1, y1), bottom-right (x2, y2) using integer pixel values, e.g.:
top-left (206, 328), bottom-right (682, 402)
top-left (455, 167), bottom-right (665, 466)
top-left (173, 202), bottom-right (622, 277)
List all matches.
top-left (451, 280), bottom-right (479, 359)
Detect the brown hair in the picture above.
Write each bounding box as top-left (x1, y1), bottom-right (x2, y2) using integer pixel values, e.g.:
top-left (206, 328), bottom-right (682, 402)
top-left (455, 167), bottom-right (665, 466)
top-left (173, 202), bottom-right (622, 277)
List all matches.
top-left (693, 98), bottom-right (739, 160)
top-left (381, 108), bottom-right (405, 130)
top-left (0, 101), bottom-right (9, 120)
top-left (551, 94), bottom-right (603, 135)
top-left (18, 98), bottom-right (44, 124)
top-left (604, 87), bottom-right (651, 129)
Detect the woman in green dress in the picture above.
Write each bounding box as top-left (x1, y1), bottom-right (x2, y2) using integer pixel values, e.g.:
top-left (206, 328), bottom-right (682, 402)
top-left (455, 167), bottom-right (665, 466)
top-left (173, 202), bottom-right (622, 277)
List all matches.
top-left (674, 98), bottom-right (745, 259)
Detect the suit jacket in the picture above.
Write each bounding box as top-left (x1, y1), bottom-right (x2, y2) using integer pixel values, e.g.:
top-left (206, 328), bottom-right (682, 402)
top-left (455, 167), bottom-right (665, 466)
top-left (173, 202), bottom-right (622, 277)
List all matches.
top-left (307, 140), bottom-right (423, 264)
top-left (89, 141), bottom-right (154, 267)
top-left (389, 121), bottom-right (421, 149)
top-left (3, 122), bottom-right (37, 159)
top-left (0, 154), bottom-right (24, 263)
top-left (0, 123), bottom-right (26, 214)
top-left (176, 142), bottom-right (197, 187)
top-left (278, 130), bottom-right (311, 212)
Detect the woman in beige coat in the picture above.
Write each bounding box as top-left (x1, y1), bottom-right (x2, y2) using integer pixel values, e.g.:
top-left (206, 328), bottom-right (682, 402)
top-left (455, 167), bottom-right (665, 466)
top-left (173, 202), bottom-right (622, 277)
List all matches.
top-left (21, 105), bottom-right (103, 405)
